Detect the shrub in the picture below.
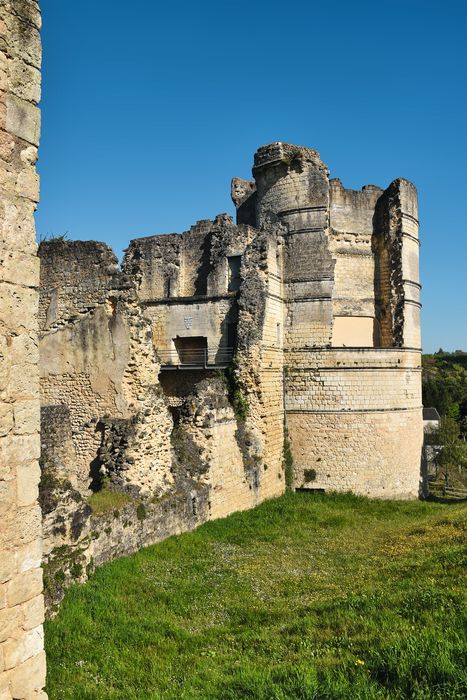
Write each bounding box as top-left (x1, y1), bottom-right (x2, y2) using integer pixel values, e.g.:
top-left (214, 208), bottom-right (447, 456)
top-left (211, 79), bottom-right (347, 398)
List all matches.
top-left (284, 428), bottom-right (294, 489)
top-left (304, 468), bottom-right (317, 483)
top-left (136, 503), bottom-right (147, 521)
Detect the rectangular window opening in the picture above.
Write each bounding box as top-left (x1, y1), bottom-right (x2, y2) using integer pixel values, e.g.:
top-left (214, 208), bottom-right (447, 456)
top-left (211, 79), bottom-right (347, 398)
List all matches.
top-left (227, 255), bottom-right (242, 292)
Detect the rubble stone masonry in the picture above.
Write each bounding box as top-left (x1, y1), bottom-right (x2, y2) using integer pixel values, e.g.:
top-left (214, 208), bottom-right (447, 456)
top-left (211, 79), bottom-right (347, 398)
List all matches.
top-left (0, 1), bottom-right (47, 697)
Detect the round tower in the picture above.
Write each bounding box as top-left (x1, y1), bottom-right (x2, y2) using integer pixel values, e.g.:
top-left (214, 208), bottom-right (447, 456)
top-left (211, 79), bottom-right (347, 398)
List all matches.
top-left (251, 142), bottom-right (423, 498)
top-left (253, 142), bottom-right (335, 348)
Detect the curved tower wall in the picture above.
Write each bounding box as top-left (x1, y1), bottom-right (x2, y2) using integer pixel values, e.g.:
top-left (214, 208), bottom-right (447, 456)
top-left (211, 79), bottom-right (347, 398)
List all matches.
top-left (254, 143), bottom-right (334, 348)
top-left (252, 142), bottom-right (422, 498)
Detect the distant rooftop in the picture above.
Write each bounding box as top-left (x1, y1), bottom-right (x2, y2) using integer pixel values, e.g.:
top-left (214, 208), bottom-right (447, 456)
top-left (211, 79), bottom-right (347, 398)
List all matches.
top-left (423, 407), bottom-right (440, 421)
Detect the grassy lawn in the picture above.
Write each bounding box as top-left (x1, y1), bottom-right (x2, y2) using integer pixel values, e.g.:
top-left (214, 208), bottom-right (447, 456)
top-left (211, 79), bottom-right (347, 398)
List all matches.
top-left (44, 492), bottom-right (466, 700)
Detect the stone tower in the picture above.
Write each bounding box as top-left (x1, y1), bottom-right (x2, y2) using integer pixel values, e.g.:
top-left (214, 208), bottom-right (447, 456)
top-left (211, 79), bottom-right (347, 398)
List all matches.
top-left (233, 142), bottom-right (423, 498)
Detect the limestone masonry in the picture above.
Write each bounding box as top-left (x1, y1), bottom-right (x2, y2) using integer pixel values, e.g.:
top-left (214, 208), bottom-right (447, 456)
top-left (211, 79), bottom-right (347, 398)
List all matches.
top-left (0, 3), bottom-right (423, 695)
top-left (0, 1), bottom-right (46, 698)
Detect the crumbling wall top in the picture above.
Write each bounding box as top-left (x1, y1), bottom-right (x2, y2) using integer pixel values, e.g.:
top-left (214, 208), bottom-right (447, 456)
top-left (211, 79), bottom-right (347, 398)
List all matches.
top-left (253, 142), bottom-right (326, 175)
top-left (38, 239), bottom-right (131, 331)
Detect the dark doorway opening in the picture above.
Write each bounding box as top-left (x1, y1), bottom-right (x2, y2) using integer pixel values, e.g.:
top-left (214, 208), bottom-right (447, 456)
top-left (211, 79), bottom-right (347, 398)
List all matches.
top-left (174, 336), bottom-right (208, 365)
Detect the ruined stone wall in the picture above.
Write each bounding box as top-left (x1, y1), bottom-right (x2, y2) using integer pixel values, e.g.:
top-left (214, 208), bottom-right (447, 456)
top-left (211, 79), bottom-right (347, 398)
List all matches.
top-left (129, 214), bottom-right (285, 514)
top-left (0, 1), bottom-right (46, 697)
top-left (144, 297), bottom-right (235, 360)
top-left (205, 217), bottom-right (257, 296)
top-left (123, 233), bottom-right (182, 300)
top-left (39, 370), bottom-right (211, 614)
top-left (179, 220), bottom-right (213, 296)
top-left (40, 450), bottom-right (210, 615)
top-left (39, 241), bottom-right (173, 496)
top-left (37, 218), bottom-right (286, 613)
top-left (40, 405), bottom-right (77, 487)
top-left (373, 178), bottom-right (421, 350)
top-left (123, 216), bottom-right (256, 303)
top-left (235, 229), bottom-right (286, 502)
top-left (163, 377), bottom-right (265, 520)
top-left (329, 180), bottom-right (382, 346)
top-left (129, 216), bottom-right (257, 364)
top-left (38, 239), bottom-right (121, 330)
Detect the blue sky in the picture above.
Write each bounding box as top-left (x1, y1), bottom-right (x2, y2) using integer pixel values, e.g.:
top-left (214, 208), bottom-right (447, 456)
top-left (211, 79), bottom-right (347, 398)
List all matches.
top-left (36, 0), bottom-right (466, 352)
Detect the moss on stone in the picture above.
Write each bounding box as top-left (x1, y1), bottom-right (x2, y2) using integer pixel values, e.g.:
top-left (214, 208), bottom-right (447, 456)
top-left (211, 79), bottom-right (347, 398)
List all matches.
top-left (136, 503), bottom-right (147, 521)
top-left (88, 487), bottom-right (134, 516)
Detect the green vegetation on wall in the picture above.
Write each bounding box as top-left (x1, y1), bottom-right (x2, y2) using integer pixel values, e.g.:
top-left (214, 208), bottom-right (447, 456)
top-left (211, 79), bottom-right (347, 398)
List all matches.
top-left (225, 356), bottom-right (249, 421)
top-left (283, 427), bottom-right (294, 490)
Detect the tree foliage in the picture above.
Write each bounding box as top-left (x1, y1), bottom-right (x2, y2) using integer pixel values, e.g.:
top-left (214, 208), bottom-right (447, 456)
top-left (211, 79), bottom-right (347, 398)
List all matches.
top-left (433, 416), bottom-right (467, 476)
top-left (422, 350), bottom-right (467, 436)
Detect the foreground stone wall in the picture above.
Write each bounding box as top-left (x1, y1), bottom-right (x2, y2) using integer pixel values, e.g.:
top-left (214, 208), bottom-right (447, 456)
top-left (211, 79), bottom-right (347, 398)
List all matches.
top-left (0, 1), bottom-right (46, 697)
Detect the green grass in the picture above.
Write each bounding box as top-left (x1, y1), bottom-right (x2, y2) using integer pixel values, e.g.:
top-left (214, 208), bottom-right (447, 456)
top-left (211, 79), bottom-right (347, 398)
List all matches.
top-left (88, 488), bottom-right (134, 515)
top-left (45, 492), bottom-right (467, 699)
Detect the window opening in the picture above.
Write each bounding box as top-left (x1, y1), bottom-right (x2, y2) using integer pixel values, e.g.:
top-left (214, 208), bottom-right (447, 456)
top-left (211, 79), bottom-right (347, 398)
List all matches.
top-left (227, 255), bottom-right (242, 292)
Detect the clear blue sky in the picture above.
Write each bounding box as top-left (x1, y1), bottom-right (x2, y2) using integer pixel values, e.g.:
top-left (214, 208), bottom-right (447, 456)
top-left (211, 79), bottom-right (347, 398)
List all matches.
top-left (36, 0), bottom-right (466, 353)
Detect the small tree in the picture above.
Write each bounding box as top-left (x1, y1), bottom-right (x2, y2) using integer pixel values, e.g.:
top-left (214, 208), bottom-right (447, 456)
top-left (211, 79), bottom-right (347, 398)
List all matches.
top-left (460, 416), bottom-right (467, 441)
top-left (446, 402), bottom-right (461, 422)
top-left (434, 415), bottom-right (467, 484)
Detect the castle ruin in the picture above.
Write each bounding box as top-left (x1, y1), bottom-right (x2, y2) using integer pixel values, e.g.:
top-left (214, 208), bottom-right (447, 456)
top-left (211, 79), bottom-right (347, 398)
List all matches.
top-left (35, 140), bottom-right (423, 616)
top-left (0, 2), bottom-right (423, 697)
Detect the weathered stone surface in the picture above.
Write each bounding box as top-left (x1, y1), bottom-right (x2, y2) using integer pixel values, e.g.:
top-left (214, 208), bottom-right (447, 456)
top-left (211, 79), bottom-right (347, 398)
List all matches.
top-left (0, 1), bottom-right (46, 696)
top-left (39, 240), bottom-right (173, 496)
top-left (16, 539), bottom-right (42, 574)
top-left (9, 650), bottom-right (46, 698)
top-left (21, 596), bottom-right (44, 631)
top-left (0, 607), bottom-right (21, 644)
top-left (2, 627), bottom-right (43, 671)
top-left (16, 462), bottom-right (40, 506)
top-left (5, 93), bottom-right (40, 146)
top-left (6, 569), bottom-right (42, 607)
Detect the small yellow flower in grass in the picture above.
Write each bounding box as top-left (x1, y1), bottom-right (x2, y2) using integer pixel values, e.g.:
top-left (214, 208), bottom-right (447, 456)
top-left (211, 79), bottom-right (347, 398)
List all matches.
top-left (355, 659), bottom-right (365, 666)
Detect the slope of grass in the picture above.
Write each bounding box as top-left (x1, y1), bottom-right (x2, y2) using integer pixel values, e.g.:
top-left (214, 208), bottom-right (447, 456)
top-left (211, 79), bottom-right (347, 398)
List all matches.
top-left (45, 492), bottom-right (467, 700)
